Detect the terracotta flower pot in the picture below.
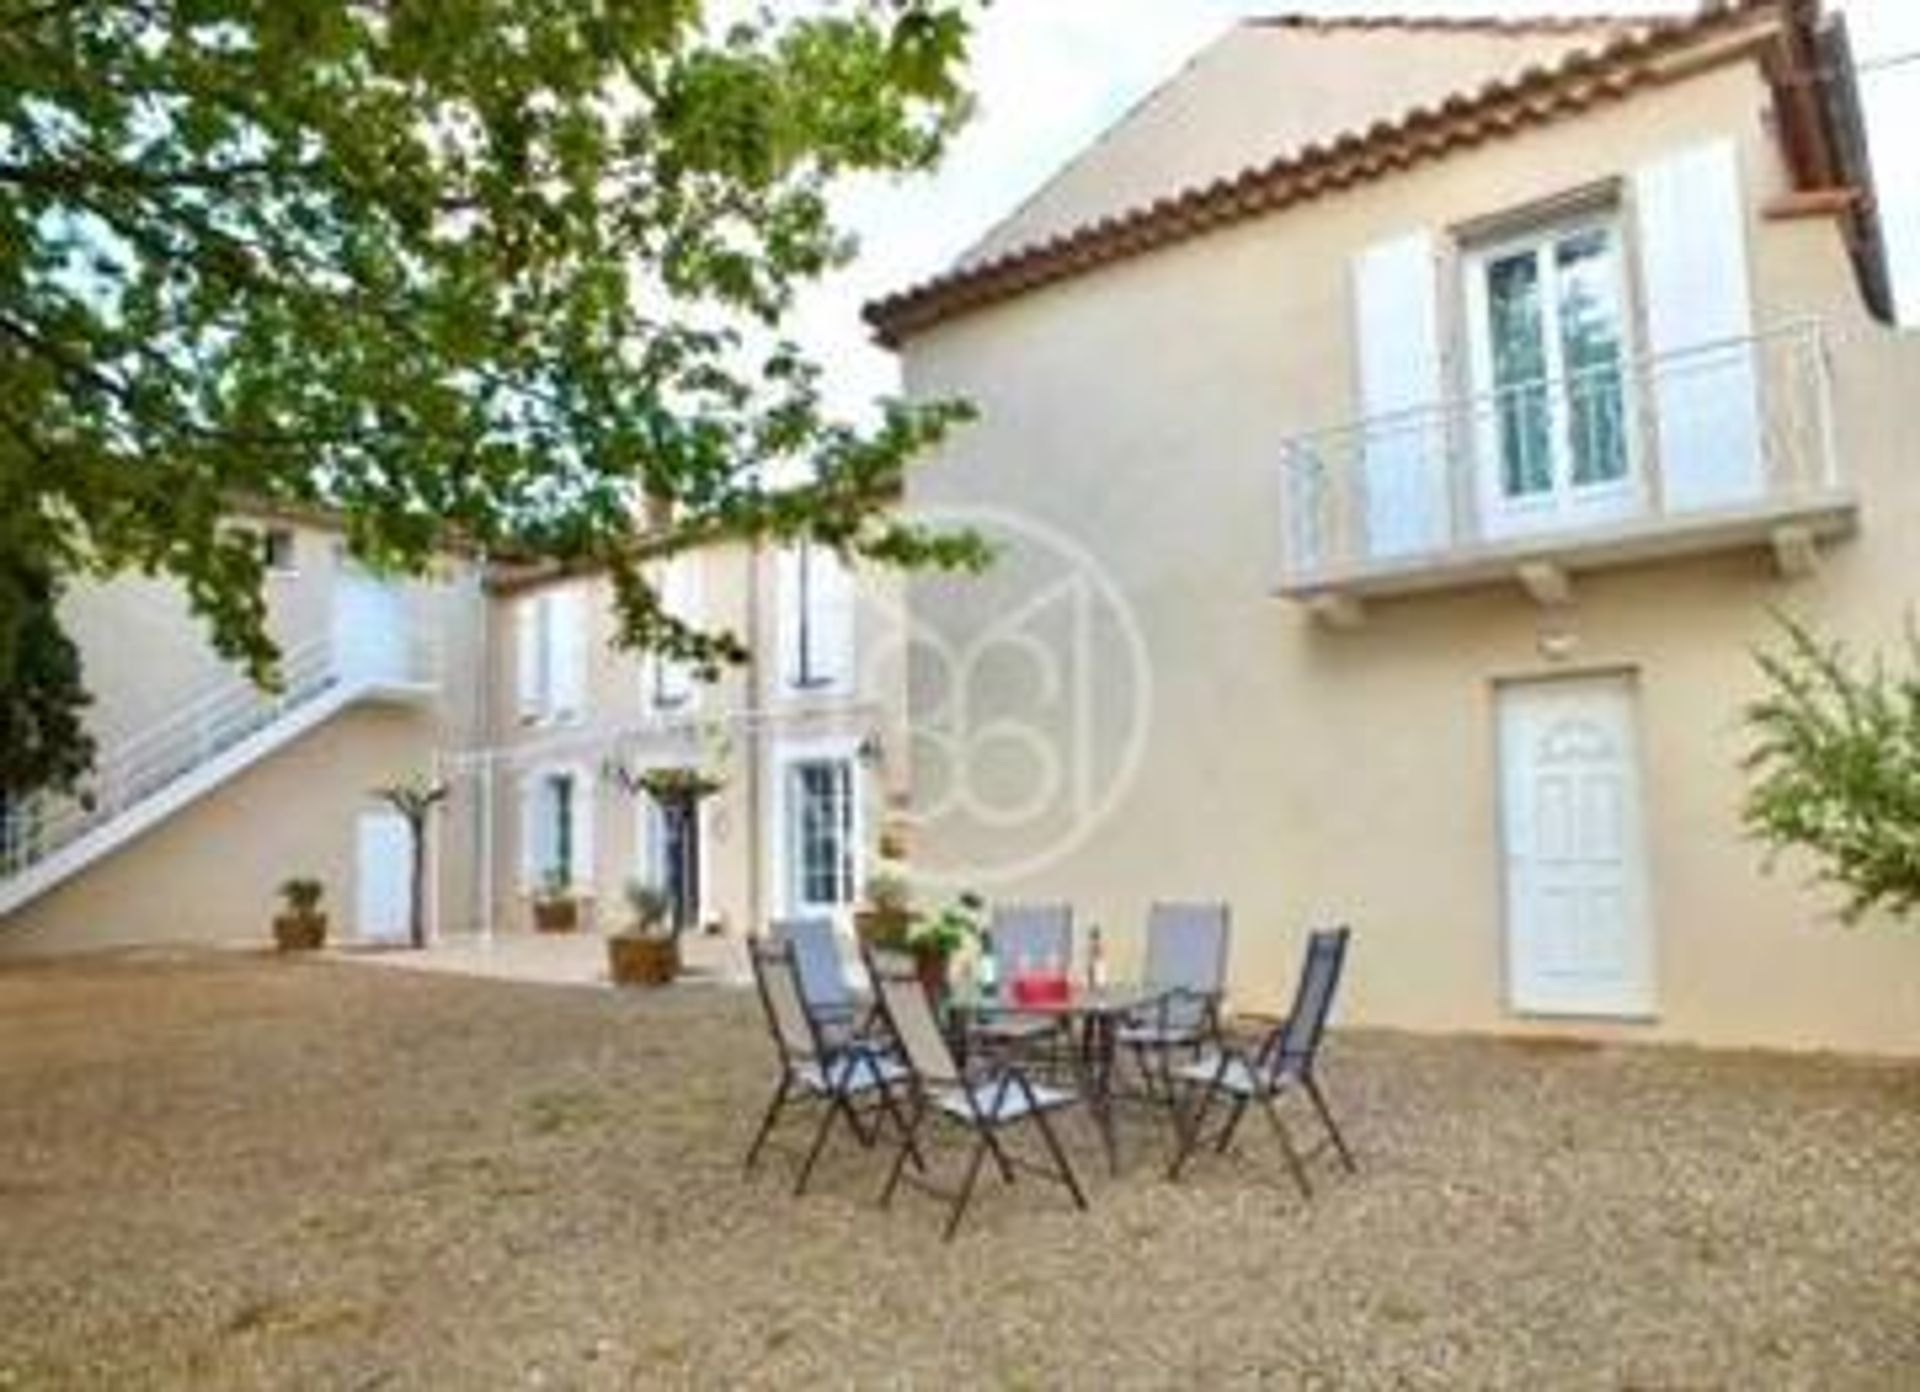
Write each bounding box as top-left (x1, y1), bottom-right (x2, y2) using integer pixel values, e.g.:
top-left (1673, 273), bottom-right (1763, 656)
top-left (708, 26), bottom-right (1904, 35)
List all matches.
top-left (533, 897), bottom-right (580, 934)
top-left (912, 945), bottom-right (950, 1007)
top-left (608, 933), bottom-right (680, 987)
top-left (272, 911), bottom-right (327, 952)
top-left (854, 906), bottom-right (913, 950)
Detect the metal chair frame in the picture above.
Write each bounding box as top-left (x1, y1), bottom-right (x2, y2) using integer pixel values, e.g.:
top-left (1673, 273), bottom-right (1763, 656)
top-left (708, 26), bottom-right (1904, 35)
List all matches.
top-left (1167, 926), bottom-right (1357, 1198)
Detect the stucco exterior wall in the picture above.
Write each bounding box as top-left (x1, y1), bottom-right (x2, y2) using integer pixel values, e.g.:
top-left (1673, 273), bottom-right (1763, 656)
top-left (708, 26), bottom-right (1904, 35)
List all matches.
top-left (899, 61), bottom-right (1920, 1054)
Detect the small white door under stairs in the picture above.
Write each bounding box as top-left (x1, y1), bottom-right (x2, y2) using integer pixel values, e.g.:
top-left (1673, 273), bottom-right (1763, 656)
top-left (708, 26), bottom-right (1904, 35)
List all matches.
top-left (355, 810), bottom-right (413, 945)
top-left (1498, 675), bottom-right (1655, 1018)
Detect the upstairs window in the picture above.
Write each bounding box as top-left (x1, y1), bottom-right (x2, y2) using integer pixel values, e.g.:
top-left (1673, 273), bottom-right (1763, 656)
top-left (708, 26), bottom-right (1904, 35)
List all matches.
top-left (778, 543), bottom-right (854, 696)
top-left (261, 526), bottom-right (298, 576)
top-left (645, 557), bottom-right (701, 715)
top-left (515, 586), bottom-right (588, 725)
top-left (1463, 212), bottom-right (1634, 537)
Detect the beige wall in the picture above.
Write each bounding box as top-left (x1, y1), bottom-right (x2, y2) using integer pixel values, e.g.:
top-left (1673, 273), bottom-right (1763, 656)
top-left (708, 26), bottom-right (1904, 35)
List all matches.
top-left (899, 59), bottom-right (1920, 1054)
top-left (966, 19), bottom-right (1629, 268)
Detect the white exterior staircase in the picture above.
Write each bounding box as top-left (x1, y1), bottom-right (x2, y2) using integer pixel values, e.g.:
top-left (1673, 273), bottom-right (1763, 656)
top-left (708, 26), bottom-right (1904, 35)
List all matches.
top-left (0, 630), bottom-right (437, 919)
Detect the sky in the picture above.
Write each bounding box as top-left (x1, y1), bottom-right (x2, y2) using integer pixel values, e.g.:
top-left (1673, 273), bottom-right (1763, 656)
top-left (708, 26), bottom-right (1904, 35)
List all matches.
top-left (788, 0), bottom-right (1920, 419)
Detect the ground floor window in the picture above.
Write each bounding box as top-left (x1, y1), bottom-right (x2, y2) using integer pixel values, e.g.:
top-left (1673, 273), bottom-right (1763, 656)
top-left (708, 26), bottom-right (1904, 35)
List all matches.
top-left (524, 769), bottom-right (589, 888)
top-left (786, 757), bottom-right (855, 913)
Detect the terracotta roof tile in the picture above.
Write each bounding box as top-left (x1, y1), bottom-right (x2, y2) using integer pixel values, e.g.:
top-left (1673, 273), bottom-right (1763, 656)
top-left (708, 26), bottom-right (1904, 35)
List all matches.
top-left (866, 0), bottom-right (1790, 347)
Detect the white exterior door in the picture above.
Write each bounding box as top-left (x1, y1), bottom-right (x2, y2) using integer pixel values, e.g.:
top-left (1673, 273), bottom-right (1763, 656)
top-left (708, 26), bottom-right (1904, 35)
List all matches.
top-left (355, 810), bottom-right (413, 944)
top-left (332, 567), bottom-right (408, 685)
top-left (1498, 676), bottom-right (1655, 1018)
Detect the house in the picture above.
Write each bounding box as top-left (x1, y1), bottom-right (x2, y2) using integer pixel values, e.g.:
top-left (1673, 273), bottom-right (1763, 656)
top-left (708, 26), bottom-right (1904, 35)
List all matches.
top-left (0, 508), bottom-right (908, 957)
top-left (868, 1), bottom-right (1920, 1053)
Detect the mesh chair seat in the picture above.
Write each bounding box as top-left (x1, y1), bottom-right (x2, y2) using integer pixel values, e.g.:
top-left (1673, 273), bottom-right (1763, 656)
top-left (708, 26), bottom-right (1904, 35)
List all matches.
top-left (932, 1079), bottom-right (1077, 1124)
top-left (796, 1053), bottom-right (910, 1097)
top-left (1117, 1018), bottom-right (1208, 1049)
top-left (1172, 1051), bottom-right (1267, 1097)
top-left (973, 1014), bottom-right (1061, 1041)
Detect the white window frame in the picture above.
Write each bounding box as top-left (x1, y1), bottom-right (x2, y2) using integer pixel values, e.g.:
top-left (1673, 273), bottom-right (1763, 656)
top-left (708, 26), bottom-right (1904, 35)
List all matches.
top-left (515, 587), bottom-right (589, 727)
top-left (779, 543), bottom-right (855, 698)
top-left (1462, 209), bottom-right (1642, 539)
top-left (644, 557), bottom-right (701, 717)
top-left (262, 525), bottom-right (298, 577)
top-left (520, 762), bottom-right (594, 891)
top-left (766, 736), bottom-right (864, 918)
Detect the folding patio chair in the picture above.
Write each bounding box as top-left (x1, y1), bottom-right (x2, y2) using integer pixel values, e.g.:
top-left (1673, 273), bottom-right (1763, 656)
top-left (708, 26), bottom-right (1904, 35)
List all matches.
top-left (742, 939), bottom-right (913, 1197)
top-left (770, 916), bottom-right (874, 1046)
top-left (1166, 926), bottom-right (1356, 1197)
top-left (971, 902), bottom-right (1074, 1068)
top-left (1116, 901), bottom-right (1230, 1099)
top-left (865, 947), bottom-right (1089, 1241)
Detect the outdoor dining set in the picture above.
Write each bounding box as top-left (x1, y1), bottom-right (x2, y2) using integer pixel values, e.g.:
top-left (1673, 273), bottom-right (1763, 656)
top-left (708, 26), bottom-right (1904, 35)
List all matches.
top-left (743, 903), bottom-right (1357, 1240)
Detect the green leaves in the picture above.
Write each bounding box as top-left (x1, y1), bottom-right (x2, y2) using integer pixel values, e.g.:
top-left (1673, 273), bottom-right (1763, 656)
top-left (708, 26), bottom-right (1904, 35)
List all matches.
top-left (1742, 615), bottom-right (1920, 926)
top-left (0, 0), bottom-right (984, 795)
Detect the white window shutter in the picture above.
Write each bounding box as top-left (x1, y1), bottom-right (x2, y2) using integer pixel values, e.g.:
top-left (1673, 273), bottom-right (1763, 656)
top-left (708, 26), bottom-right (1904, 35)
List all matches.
top-left (1633, 138), bottom-right (1763, 511)
top-left (568, 768), bottom-right (595, 890)
top-left (809, 549), bottom-right (856, 693)
top-left (775, 546), bottom-right (805, 690)
top-left (651, 560), bottom-right (699, 709)
top-left (1352, 230), bottom-right (1449, 558)
top-left (549, 587), bottom-right (588, 720)
top-left (514, 598), bottom-right (544, 721)
top-left (518, 776), bottom-right (541, 888)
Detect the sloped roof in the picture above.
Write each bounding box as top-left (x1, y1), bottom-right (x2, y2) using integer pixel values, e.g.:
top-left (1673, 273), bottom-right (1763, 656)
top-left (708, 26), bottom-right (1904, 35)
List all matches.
top-left (867, 1), bottom-right (1794, 347)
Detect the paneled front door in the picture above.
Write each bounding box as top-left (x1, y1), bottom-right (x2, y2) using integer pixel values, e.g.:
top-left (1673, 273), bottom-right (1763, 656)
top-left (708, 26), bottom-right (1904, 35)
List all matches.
top-left (1498, 675), bottom-right (1655, 1018)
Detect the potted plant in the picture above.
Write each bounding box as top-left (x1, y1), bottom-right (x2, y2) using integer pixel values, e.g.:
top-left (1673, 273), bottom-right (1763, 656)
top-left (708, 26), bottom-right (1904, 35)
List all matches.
top-left (273, 877), bottom-right (328, 951)
top-left (531, 867), bottom-right (583, 934)
top-left (855, 869), bottom-right (915, 948)
top-left (608, 879), bottom-right (680, 987)
top-left (905, 891), bottom-right (984, 1004)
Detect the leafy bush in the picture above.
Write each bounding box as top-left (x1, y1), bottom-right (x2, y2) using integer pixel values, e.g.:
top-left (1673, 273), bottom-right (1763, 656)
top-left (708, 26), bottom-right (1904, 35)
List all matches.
top-left (1743, 617), bottom-right (1920, 924)
top-left (278, 878), bottom-right (324, 914)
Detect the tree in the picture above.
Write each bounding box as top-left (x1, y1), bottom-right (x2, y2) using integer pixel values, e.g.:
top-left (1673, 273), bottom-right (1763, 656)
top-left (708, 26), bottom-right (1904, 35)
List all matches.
top-left (1743, 616), bottom-right (1920, 925)
top-left (0, 0), bottom-right (986, 795)
top-left (0, 554), bottom-right (94, 799)
top-left (372, 776), bottom-right (448, 950)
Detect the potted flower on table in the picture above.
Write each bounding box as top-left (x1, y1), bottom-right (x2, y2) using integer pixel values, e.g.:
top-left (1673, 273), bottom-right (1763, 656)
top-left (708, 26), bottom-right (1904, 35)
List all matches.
top-left (272, 877), bottom-right (328, 951)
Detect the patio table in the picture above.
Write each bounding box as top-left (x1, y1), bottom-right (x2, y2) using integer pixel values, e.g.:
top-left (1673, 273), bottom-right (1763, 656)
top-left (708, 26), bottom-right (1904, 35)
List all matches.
top-left (946, 981), bottom-right (1172, 1175)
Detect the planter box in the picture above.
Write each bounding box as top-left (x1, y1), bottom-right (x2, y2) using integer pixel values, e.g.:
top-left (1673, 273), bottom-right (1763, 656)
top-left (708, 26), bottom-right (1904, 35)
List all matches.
top-left (608, 934), bottom-right (680, 987)
top-left (854, 907), bottom-right (913, 950)
top-left (273, 911), bottom-right (328, 952)
top-left (533, 898), bottom-right (582, 934)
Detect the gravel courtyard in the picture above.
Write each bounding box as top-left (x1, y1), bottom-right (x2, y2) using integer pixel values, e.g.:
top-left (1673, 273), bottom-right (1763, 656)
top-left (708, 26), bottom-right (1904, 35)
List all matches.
top-left (1, 950), bottom-right (1916, 1390)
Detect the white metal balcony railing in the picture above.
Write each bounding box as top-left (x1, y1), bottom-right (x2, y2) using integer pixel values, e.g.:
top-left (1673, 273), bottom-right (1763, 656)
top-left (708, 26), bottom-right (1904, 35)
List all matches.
top-left (1277, 322), bottom-right (1845, 597)
top-left (0, 625), bottom-right (438, 884)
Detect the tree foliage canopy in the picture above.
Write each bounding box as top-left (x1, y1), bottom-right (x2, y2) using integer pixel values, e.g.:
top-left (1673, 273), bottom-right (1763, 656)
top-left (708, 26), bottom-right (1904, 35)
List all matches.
top-left (0, 0), bottom-right (984, 795)
top-left (1743, 616), bottom-right (1920, 926)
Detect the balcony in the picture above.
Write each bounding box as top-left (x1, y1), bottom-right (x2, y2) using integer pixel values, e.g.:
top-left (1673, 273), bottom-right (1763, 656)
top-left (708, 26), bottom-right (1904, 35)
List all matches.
top-left (1274, 322), bottom-right (1854, 621)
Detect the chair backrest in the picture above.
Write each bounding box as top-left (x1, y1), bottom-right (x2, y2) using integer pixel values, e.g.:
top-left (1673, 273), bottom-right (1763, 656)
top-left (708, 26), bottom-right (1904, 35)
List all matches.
top-left (864, 948), bottom-right (964, 1088)
top-left (770, 916), bottom-right (852, 1016)
top-left (990, 902), bottom-right (1072, 976)
top-left (1272, 926), bottom-right (1350, 1076)
top-left (1144, 901), bottom-right (1230, 1030)
top-left (748, 938), bottom-right (824, 1069)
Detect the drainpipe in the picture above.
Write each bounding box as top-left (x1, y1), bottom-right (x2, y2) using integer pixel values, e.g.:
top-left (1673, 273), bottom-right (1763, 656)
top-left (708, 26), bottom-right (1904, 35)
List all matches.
top-left (743, 537), bottom-right (766, 940)
top-left (473, 552), bottom-right (494, 943)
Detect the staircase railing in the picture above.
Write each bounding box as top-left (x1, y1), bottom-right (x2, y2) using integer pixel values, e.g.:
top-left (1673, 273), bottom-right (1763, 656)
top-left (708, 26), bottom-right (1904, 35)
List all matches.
top-left (3, 633), bottom-right (345, 881)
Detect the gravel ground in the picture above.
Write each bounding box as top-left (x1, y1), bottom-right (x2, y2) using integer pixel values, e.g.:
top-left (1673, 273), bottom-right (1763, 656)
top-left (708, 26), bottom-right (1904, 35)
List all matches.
top-left (1, 949), bottom-right (1917, 1390)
